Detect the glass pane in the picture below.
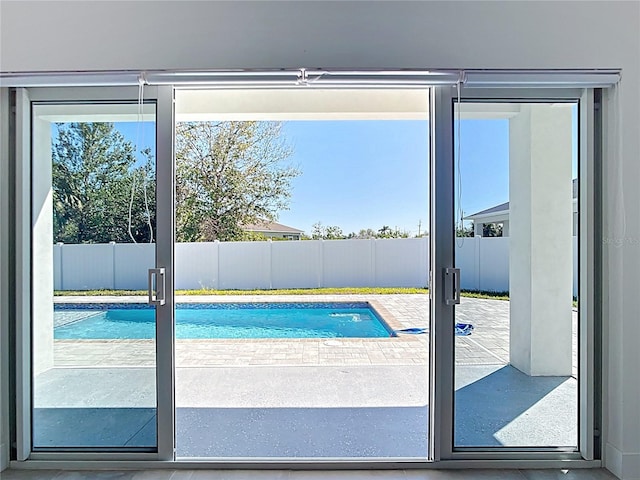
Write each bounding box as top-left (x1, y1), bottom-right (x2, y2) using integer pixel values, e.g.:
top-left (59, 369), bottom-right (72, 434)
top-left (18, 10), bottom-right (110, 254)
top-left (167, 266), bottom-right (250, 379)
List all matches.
top-left (453, 102), bottom-right (578, 448)
top-left (31, 103), bottom-right (158, 449)
top-left (173, 89), bottom-right (431, 459)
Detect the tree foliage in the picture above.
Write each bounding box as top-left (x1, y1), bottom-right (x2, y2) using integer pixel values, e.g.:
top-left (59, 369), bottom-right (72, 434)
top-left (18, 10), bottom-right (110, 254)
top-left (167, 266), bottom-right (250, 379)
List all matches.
top-left (52, 123), bottom-right (155, 243)
top-left (311, 222), bottom-right (345, 240)
top-left (348, 228), bottom-right (378, 239)
top-left (482, 222), bottom-right (503, 237)
top-left (375, 225), bottom-right (409, 238)
top-left (456, 224), bottom-right (474, 237)
top-left (175, 121), bottom-right (299, 242)
top-left (312, 223), bottom-right (412, 240)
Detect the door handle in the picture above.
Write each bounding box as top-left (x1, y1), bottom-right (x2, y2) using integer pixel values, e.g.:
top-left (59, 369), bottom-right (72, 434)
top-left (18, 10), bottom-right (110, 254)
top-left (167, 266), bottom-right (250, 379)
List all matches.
top-left (148, 267), bottom-right (166, 306)
top-left (445, 267), bottom-right (461, 305)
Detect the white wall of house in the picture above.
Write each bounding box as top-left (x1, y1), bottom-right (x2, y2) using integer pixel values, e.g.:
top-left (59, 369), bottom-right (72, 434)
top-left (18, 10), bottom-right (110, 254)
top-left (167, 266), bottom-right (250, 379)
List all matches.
top-left (1, 1), bottom-right (639, 477)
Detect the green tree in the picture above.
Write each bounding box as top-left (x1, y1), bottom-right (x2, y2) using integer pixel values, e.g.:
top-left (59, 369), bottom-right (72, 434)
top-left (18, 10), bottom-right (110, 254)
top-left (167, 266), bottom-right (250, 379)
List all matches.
top-left (52, 122), bottom-right (155, 243)
top-left (378, 225), bottom-right (392, 237)
top-left (311, 222), bottom-right (345, 240)
top-left (240, 230), bottom-right (269, 242)
top-left (175, 121), bottom-right (299, 242)
top-left (482, 222), bottom-right (503, 237)
top-left (124, 148), bottom-right (156, 243)
top-left (456, 224), bottom-right (474, 237)
top-left (377, 225), bottom-right (410, 238)
top-left (348, 228), bottom-right (378, 239)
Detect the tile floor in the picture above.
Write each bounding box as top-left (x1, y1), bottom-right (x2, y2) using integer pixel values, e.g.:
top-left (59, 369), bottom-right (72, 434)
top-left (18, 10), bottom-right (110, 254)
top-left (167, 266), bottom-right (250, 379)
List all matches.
top-left (0, 467), bottom-right (619, 480)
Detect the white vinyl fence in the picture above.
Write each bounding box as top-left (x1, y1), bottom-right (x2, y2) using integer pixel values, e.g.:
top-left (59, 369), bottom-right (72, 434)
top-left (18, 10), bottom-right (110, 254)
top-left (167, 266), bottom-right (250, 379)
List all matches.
top-left (53, 237), bottom-right (578, 295)
top-left (53, 238), bottom-right (429, 291)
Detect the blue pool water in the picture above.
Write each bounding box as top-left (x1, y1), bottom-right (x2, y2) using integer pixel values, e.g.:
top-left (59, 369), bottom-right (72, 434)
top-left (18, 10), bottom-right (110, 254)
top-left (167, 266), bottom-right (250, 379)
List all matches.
top-left (54, 302), bottom-right (394, 339)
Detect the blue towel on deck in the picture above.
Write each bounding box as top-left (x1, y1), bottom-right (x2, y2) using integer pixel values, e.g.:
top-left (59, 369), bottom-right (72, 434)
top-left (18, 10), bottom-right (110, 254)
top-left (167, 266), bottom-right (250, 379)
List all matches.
top-left (395, 323), bottom-right (474, 336)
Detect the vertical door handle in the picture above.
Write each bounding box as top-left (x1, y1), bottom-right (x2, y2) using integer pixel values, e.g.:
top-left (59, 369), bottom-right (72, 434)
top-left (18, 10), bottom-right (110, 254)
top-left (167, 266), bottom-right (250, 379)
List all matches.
top-left (148, 267), bottom-right (166, 306)
top-left (445, 267), bottom-right (461, 305)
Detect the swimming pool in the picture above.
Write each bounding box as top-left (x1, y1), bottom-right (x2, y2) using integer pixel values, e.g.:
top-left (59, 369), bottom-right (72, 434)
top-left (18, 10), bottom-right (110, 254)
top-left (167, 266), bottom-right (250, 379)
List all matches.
top-left (54, 302), bottom-right (395, 339)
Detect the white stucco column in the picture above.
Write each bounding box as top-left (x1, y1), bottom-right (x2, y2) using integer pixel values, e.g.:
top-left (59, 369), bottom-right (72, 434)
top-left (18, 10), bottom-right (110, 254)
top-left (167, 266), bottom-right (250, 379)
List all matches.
top-left (474, 222), bottom-right (484, 237)
top-left (509, 104), bottom-right (573, 376)
top-left (32, 116), bottom-right (54, 375)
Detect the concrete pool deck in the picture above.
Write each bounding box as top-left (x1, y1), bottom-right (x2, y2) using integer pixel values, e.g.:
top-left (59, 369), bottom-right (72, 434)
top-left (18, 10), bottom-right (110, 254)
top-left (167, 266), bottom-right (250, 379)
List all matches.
top-left (36, 295), bottom-right (579, 454)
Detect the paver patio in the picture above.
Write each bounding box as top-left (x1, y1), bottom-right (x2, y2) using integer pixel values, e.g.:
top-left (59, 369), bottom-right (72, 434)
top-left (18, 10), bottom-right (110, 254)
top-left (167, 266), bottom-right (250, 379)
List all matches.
top-left (53, 295), bottom-right (577, 374)
top-left (53, 294), bottom-right (554, 367)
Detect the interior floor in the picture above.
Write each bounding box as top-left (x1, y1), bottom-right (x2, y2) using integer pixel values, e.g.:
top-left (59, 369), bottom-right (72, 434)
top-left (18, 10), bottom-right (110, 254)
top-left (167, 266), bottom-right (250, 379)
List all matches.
top-left (1, 467), bottom-right (618, 480)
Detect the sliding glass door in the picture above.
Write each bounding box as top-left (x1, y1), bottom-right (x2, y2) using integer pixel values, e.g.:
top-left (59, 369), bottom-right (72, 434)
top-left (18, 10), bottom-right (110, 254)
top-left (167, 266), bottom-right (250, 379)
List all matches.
top-left (18, 87), bottom-right (174, 460)
top-left (432, 87), bottom-right (597, 459)
top-left (32, 100), bottom-right (159, 451)
top-left (19, 84), bottom-right (434, 462)
top-left (172, 87), bottom-right (432, 460)
top-left (453, 99), bottom-right (579, 449)
top-left (12, 78), bottom-right (599, 466)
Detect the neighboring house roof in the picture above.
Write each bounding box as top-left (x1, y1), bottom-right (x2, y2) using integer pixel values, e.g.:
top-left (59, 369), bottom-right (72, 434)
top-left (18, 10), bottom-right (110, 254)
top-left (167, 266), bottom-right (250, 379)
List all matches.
top-left (243, 220), bottom-right (304, 234)
top-left (465, 179), bottom-right (577, 221)
top-left (466, 202), bottom-right (510, 219)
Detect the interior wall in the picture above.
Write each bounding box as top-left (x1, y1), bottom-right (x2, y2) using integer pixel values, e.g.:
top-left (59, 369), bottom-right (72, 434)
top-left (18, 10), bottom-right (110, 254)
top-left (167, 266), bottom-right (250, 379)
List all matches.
top-left (1, 1), bottom-right (639, 478)
top-left (0, 1), bottom-right (637, 72)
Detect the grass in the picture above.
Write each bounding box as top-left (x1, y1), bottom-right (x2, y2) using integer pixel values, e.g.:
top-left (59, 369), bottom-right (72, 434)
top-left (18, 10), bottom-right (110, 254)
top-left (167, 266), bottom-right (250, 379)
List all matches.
top-left (53, 288), bottom-right (581, 305)
top-left (54, 286), bottom-right (514, 301)
top-left (54, 287), bottom-right (429, 296)
top-left (460, 289), bottom-right (510, 301)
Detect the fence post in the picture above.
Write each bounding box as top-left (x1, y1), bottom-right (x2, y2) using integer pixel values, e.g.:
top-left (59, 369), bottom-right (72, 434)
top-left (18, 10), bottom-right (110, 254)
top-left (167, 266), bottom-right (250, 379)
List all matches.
top-left (56, 242), bottom-right (64, 290)
top-left (214, 240), bottom-right (220, 290)
top-left (422, 236), bottom-right (429, 288)
top-left (370, 238), bottom-right (376, 287)
top-left (110, 241), bottom-right (116, 290)
top-left (318, 240), bottom-right (324, 288)
top-left (268, 238), bottom-right (273, 289)
top-left (475, 236), bottom-right (481, 291)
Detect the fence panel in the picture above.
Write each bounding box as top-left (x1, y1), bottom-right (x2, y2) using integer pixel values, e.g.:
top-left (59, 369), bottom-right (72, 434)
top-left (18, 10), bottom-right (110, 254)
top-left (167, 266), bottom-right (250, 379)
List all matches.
top-left (271, 240), bottom-right (321, 289)
top-left (375, 237), bottom-right (429, 287)
top-left (53, 244), bottom-right (62, 290)
top-left (478, 237), bottom-right (510, 292)
top-left (53, 237), bottom-right (573, 294)
top-left (114, 243), bottom-right (155, 290)
top-left (218, 241), bottom-right (271, 290)
top-left (322, 239), bottom-right (374, 287)
top-left (456, 237), bottom-right (479, 291)
top-left (58, 244), bottom-right (114, 290)
top-left (175, 242), bottom-right (218, 290)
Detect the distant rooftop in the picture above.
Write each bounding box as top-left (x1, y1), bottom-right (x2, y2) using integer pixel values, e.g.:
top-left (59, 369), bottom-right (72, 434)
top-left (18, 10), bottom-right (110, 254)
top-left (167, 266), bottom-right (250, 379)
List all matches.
top-left (243, 220), bottom-right (304, 234)
top-left (466, 202), bottom-right (510, 218)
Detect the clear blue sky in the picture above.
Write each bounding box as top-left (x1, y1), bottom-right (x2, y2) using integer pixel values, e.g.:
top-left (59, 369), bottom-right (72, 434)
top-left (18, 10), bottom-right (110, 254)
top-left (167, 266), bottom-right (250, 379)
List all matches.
top-left (277, 113), bottom-right (574, 236)
top-left (111, 107), bottom-right (576, 237)
top-left (279, 121), bottom-right (430, 236)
